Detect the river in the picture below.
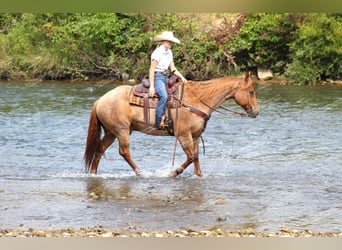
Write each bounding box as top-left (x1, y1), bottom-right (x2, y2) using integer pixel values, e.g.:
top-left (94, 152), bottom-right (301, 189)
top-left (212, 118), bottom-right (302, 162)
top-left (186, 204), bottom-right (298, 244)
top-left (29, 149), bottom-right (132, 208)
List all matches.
top-left (0, 80), bottom-right (341, 233)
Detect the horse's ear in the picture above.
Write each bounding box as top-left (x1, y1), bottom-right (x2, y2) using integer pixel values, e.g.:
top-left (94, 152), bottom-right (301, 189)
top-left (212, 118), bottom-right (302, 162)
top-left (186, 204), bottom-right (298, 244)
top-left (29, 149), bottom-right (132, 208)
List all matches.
top-left (244, 71), bottom-right (252, 88)
top-left (244, 71), bottom-right (251, 82)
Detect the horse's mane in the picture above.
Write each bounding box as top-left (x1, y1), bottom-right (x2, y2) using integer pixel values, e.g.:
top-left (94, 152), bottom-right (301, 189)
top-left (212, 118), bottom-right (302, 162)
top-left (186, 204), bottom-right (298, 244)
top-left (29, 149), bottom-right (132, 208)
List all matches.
top-left (184, 77), bottom-right (240, 101)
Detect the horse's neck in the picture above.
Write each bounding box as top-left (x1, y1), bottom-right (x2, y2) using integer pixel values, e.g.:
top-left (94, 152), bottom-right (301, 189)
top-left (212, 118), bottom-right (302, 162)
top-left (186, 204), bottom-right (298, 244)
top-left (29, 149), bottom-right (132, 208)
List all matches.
top-left (184, 78), bottom-right (237, 113)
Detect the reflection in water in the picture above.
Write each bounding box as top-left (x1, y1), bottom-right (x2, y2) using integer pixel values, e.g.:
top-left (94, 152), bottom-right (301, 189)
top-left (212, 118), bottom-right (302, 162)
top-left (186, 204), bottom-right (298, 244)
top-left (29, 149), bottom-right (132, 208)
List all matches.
top-left (85, 176), bottom-right (207, 206)
top-left (82, 176), bottom-right (212, 231)
top-left (86, 177), bottom-right (132, 201)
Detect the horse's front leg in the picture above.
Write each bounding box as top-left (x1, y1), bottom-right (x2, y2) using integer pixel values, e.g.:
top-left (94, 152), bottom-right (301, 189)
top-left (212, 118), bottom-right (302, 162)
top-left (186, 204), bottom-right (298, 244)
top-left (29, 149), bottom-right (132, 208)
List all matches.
top-left (171, 136), bottom-right (202, 177)
top-left (192, 137), bottom-right (202, 177)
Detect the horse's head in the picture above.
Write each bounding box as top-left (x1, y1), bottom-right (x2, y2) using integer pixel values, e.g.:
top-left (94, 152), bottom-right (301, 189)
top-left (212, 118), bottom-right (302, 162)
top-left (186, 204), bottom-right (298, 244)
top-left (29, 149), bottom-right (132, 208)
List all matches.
top-left (234, 72), bottom-right (259, 118)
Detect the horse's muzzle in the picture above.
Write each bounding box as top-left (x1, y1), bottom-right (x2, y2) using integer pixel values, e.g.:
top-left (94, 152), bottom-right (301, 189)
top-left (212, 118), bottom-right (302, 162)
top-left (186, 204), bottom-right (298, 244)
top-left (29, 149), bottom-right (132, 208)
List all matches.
top-left (247, 109), bottom-right (259, 118)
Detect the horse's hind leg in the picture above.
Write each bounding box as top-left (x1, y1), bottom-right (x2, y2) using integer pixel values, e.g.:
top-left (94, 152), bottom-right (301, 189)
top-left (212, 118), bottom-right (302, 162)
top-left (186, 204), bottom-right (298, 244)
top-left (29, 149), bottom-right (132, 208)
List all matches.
top-left (117, 132), bottom-right (141, 175)
top-left (90, 132), bottom-right (116, 174)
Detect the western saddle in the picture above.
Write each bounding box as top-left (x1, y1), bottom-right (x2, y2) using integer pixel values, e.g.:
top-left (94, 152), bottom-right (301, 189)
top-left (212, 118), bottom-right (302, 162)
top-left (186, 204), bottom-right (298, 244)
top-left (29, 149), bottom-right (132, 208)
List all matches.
top-left (129, 75), bottom-right (180, 135)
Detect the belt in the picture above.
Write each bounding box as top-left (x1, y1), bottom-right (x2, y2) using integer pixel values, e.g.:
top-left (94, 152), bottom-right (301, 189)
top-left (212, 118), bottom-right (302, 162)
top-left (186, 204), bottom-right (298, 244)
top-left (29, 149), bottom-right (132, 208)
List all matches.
top-left (154, 71), bottom-right (167, 75)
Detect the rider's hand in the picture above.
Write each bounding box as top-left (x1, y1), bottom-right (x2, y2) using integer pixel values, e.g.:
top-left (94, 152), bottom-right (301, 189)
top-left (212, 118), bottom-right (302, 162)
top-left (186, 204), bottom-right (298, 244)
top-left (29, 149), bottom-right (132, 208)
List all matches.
top-left (181, 77), bottom-right (187, 83)
top-left (149, 86), bottom-right (155, 97)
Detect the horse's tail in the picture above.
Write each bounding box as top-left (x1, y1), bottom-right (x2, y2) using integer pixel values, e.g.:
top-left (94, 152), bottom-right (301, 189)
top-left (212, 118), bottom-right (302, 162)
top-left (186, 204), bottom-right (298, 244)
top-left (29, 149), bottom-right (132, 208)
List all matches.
top-left (84, 101), bottom-right (102, 172)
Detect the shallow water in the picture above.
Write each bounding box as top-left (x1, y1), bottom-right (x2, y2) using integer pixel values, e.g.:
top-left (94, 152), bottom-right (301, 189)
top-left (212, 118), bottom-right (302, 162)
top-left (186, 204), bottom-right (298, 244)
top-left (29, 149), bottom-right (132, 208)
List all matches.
top-left (0, 81), bottom-right (341, 233)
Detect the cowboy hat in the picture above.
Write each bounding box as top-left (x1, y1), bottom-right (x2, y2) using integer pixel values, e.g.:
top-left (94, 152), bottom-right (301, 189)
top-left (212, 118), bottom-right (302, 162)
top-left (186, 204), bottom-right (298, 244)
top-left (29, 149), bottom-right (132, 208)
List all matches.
top-left (154, 31), bottom-right (180, 44)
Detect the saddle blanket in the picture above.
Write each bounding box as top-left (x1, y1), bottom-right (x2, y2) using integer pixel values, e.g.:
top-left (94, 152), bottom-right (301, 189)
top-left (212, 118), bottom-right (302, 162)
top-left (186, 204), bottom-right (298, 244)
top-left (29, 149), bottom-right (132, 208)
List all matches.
top-left (129, 80), bottom-right (180, 109)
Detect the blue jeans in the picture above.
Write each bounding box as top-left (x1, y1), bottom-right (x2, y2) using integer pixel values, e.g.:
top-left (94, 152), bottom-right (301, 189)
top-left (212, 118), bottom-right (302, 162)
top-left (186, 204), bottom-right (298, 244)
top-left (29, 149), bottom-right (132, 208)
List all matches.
top-left (154, 74), bottom-right (168, 126)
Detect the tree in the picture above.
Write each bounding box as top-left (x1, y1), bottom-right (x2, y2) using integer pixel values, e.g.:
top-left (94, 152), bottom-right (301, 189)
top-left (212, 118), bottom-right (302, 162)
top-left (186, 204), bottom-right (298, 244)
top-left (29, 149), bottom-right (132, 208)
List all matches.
top-left (227, 13), bottom-right (299, 74)
top-left (285, 13), bottom-right (342, 84)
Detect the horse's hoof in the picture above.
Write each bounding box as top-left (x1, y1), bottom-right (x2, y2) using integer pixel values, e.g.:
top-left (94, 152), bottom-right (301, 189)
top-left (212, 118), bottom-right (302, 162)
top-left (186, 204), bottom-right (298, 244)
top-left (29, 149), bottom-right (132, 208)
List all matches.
top-left (134, 169), bottom-right (142, 176)
top-left (170, 171), bottom-right (178, 177)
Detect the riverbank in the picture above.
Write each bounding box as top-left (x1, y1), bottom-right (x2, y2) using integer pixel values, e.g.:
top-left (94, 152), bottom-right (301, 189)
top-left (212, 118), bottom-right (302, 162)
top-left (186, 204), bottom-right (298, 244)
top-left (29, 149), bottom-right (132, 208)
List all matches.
top-left (253, 77), bottom-right (342, 86)
top-left (1, 227), bottom-right (341, 237)
top-left (1, 74), bottom-right (342, 86)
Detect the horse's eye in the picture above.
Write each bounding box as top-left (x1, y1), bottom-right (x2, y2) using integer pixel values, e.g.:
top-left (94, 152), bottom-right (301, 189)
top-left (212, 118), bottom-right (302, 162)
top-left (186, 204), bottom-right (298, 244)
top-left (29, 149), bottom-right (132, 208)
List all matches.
top-left (249, 91), bottom-right (254, 95)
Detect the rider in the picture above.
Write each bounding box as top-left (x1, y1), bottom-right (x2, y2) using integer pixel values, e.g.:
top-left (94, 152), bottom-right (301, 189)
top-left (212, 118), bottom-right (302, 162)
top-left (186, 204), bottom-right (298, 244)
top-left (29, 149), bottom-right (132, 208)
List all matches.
top-left (148, 31), bottom-right (187, 129)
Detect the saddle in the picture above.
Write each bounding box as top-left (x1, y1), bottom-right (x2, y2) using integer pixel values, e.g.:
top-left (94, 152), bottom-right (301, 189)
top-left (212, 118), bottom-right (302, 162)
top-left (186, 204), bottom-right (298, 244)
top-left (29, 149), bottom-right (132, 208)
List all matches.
top-left (131, 75), bottom-right (179, 103)
top-left (129, 74), bottom-right (181, 135)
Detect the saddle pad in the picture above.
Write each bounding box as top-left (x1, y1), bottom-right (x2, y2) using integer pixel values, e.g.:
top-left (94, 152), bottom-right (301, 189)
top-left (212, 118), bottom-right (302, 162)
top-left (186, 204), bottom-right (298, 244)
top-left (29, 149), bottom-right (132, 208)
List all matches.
top-left (129, 86), bottom-right (179, 109)
top-left (129, 92), bottom-right (159, 108)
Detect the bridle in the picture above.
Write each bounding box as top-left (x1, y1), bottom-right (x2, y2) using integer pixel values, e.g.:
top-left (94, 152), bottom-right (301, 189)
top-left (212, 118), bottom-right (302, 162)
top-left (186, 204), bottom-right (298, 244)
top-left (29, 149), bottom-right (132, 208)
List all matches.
top-left (200, 88), bottom-right (254, 118)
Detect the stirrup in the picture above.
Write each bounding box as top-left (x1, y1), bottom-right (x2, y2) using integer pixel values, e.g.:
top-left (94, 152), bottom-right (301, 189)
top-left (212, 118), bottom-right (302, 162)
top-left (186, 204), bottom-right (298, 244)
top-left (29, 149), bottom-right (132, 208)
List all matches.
top-left (154, 123), bottom-right (167, 130)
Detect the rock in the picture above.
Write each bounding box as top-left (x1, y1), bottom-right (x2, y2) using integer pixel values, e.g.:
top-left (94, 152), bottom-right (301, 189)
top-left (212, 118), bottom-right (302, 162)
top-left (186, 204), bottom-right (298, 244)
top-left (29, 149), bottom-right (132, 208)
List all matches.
top-left (5, 232), bottom-right (14, 237)
top-left (181, 230), bottom-right (189, 236)
top-left (112, 230), bottom-right (122, 236)
top-left (257, 67), bottom-right (273, 80)
top-left (101, 232), bottom-right (113, 237)
top-left (246, 228), bottom-right (255, 235)
top-left (67, 227), bottom-right (76, 234)
top-left (175, 233), bottom-right (186, 237)
top-left (217, 216), bottom-right (227, 222)
top-left (280, 227), bottom-right (292, 233)
top-left (187, 227), bottom-right (197, 233)
top-left (88, 192), bottom-right (98, 200)
top-left (199, 230), bottom-right (211, 236)
top-left (215, 198), bottom-right (225, 205)
top-left (166, 230), bottom-right (174, 235)
top-left (141, 232), bottom-right (150, 237)
top-left (86, 232), bottom-right (97, 237)
top-left (229, 232), bottom-right (241, 237)
top-left (62, 232), bottom-right (72, 237)
top-left (35, 230), bottom-right (46, 237)
top-left (190, 232), bottom-right (199, 236)
top-left (121, 73), bottom-right (129, 82)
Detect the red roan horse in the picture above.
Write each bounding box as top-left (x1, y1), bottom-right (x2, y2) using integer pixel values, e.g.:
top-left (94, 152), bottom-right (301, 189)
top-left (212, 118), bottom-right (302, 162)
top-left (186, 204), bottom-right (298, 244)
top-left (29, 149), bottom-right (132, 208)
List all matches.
top-left (84, 72), bottom-right (259, 177)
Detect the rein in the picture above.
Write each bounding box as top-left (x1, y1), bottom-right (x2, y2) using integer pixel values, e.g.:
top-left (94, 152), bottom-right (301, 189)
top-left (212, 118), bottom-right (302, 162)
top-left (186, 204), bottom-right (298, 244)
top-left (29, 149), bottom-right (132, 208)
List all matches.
top-left (200, 100), bottom-right (247, 117)
top-left (199, 88), bottom-right (250, 118)
top-left (172, 81), bottom-right (185, 166)
top-left (172, 81), bottom-right (208, 165)
top-left (218, 105), bottom-right (247, 117)
top-left (173, 96), bottom-right (211, 121)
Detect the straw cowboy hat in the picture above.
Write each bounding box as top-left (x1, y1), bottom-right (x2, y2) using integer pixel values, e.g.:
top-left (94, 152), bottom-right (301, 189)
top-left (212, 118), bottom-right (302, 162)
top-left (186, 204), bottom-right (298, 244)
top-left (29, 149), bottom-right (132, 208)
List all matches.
top-left (154, 31), bottom-right (181, 44)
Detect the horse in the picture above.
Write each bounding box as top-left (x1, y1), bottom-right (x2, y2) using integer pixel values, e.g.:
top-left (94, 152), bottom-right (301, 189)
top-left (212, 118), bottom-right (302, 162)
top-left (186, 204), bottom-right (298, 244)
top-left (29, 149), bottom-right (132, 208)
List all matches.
top-left (84, 71), bottom-right (259, 177)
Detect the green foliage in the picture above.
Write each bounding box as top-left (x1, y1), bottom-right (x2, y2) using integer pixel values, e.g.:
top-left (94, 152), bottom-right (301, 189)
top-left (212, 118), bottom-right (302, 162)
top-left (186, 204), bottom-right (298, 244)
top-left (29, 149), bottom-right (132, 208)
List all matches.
top-left (227, 13), bottom-right (299, 74)
top-left (0, 13), bottom-right (243, 80)
top-left (0, 13), bottom-right (151, 79)
top-left (0, 13), bottom-right (341, 83)
top-left (284, 13), bottom-right (342, 84)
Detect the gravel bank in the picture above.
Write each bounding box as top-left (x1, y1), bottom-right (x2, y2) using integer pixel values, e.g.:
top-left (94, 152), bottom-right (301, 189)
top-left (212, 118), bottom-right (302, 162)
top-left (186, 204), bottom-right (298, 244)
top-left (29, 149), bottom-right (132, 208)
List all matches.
top-left (1, 227), bottom-right (341, 237)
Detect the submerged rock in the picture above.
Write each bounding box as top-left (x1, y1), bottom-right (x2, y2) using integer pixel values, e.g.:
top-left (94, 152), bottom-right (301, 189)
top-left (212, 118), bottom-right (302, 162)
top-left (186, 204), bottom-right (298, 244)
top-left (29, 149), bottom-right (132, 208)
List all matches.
top-left (215, 198), bottom-right (225, 205)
